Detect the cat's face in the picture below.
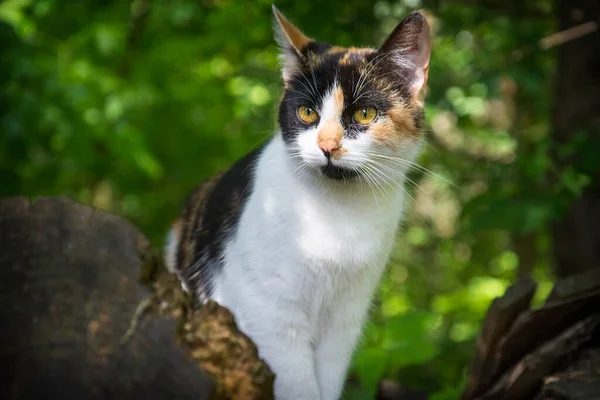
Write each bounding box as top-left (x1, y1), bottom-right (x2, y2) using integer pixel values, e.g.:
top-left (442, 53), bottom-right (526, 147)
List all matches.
top-left (273, 7), bottom-right (430, 185)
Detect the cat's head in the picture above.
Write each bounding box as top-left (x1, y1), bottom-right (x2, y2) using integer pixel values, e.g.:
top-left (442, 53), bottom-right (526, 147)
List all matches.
top-left (273, 6), bottom-right (430, 186)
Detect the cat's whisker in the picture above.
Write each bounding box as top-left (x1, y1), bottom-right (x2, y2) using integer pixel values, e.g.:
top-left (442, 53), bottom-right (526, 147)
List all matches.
top-left (370, 69), bottom-right (410, 84)
top-left (289, 75), bottom-right (318, 103)
top-left (365, 166), bottom-right (395, 200)
top-left (297, 69), bottom-right (319, 101)
top-left (360, 167), bottom-right (382, 212)
top-left (353, 52), bottom-right (388, 98)
top-left (353, 88), bottom-right (377, 105)
top-left (365, 163), bottom-right (399, 196)
top-left (368, 159), bottom-right (426, 197)
top-left (291, 160), bottom-right (312, 178)
top-left (367, 158), bottom-right (406, 180)
top-left (412, 133), bottom-right (442, 156)
top-left (282, 93), bottom-right (314, 103)
top-left (353, 52), bottom-right (394, 100)
top-left (363, 166), bottom-right (389, 200)
top-left (283, 87), bottom-right (315, 104)
top-left (365, 152), bottom-right (456, 187)
top-left (365, 162), bottom-right (425, 223)
top-left (381, 160), bottom-right (448, 189)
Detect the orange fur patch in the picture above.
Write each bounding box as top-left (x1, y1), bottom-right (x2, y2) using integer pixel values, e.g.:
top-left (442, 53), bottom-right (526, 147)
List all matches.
top-left (388, 106), bottom-right (418, 135)
top-left (331, 147), bottom-right (348, 160)
top-left (339, 47), bottom-right (375, 66)
top-left (327, 46), bottom-right (347, 54)
top-left (273, 7), bottom-right (312, 53)
top-left (369, 105), bottom-right (420, 146)
top-left (333, 86), bottom-right (344, 115)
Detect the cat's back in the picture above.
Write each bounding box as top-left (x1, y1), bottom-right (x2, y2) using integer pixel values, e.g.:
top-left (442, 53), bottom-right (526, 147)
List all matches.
top-left (164, 140), bottom-right (270, 299)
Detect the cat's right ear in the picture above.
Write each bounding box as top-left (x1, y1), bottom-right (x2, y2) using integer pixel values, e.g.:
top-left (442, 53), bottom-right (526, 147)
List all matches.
top-left (272, 5), bottom-right (311, 81)
top-left (378, 11), bottom-right (431, 96)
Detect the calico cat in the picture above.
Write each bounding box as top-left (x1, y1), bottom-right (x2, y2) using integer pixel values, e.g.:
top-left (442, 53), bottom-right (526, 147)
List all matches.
top-left (165, 6), bottom-right (431, 400)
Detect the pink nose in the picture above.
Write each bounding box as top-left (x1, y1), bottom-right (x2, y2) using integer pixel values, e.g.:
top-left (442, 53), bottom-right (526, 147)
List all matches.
top-left (317, 122), bottom-right (343, 157)
top-left (319, 138), bottom-right (340, 155)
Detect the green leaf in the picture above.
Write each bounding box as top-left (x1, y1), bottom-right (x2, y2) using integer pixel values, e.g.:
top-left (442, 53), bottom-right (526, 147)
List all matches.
top-left (383, 312), bottom-right (440, 368)
top-left (353, 347), bottom-right (388, 397)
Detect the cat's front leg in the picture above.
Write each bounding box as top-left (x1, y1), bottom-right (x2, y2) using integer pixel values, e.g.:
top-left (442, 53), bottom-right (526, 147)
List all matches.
top-left (253, 325), bottom-right (321, 400)
top-left (232, 297), bottom-right (321, 400)
top-left (315, 278), bottom-right (377, 400)
top-left (315, 317), bottom-right (364, 400)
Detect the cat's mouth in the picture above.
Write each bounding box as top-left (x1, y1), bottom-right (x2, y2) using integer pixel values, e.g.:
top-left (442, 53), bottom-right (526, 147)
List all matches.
top-left (320, 162), bottom-right (360, 180)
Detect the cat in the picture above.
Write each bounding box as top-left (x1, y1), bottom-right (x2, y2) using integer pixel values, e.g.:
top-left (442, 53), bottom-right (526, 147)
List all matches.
top-left (164, 6), bottom-right (431, 400)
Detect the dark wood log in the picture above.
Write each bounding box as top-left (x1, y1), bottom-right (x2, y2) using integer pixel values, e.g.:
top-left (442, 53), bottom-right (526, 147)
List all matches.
top-left (536, 348), bottom-right (600, 400)
top-left (545, 269), bottom-right (600, 304)
top-left (461, 272), bottom-right (600, 400)
top-left (491, 288), bottom-right (600, 382)
top-left (537, 378), bottom-right (600, 400)
top-left (482, 316), bottom-right (600, 400)
top-left (461, 277), bottom-right (537, 399)
top-left (0, 196), bottom-right (273, 400)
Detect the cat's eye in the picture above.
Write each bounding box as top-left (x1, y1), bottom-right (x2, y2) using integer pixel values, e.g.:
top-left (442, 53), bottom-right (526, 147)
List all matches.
top-left (297, 106), bottom-right (319, 124)
top-left (353, 107), bottom-right (377, 125)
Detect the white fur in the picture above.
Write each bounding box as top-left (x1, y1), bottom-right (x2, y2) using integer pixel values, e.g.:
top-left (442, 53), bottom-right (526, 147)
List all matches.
top-left (164, 228), bottom-right (178, 273)
top-left (168, 85), bottom-right (421, 399)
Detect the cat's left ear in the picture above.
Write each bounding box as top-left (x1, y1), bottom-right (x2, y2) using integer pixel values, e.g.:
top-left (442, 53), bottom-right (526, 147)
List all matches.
top-left (272, 5), bottom-right (312, 81)
top-left (378, 11), bottom-right (431, 95)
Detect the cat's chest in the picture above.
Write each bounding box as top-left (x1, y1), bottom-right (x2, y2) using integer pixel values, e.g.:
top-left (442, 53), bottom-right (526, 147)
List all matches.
top-left (237, 173), bottom-right (404, 278)
top-left (288, 194), bottom-right (398, 269)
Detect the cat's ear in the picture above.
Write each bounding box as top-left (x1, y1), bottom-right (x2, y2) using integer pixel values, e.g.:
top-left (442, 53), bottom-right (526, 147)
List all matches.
top-left (378, 11), bottom-right (431, 95)
top-left (272, 5), bottom-right (312, 81)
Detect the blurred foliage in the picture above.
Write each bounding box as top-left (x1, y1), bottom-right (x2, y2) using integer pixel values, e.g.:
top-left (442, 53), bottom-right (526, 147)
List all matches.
top-left (1, 0), bottom-right (594, 398)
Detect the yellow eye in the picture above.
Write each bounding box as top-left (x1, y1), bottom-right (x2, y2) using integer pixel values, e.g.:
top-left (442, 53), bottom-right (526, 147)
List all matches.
top-left (297, 106), bottom-right (319, 124)
top-left (353, 107), bottom-right (377, 125)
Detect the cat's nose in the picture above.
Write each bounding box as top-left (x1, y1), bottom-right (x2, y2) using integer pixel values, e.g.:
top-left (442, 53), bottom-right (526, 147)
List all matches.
top-left (317, 121), bottom-right (343, 159)
top-left (318, 137), bottom-right (341, 161)
top-left (318, 139), bottom-right (340, 155)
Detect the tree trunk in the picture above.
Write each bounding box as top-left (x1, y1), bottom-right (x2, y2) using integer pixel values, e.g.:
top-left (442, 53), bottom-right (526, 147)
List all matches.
top-left (551, 0), bottom-right (600, 278)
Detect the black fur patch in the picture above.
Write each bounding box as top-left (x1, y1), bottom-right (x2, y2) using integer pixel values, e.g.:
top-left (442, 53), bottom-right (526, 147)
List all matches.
top-left (321, 162), bottom-right (359, 180)
top-left (177, 140), bottom-right (269, 297)
top-left (301, 41), bottom-right (332, 56)
top-left (413, 107), bottom-right (425, 131)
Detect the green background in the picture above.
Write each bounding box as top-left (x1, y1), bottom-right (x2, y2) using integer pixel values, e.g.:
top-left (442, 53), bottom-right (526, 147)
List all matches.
top-left (1, 0), bottom-right (585, 398)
